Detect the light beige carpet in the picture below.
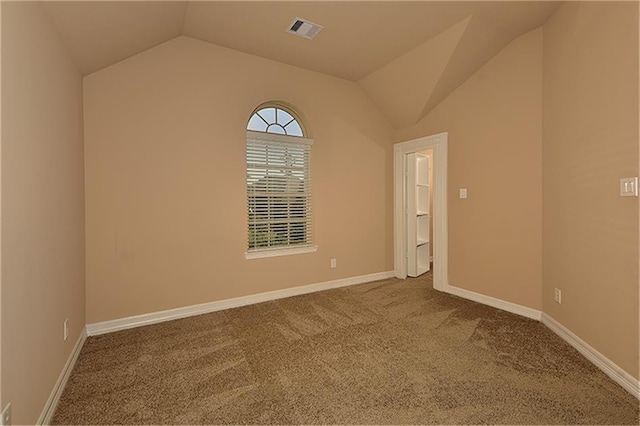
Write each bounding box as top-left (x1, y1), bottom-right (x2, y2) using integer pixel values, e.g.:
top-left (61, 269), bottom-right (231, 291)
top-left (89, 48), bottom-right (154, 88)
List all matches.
top-left (53, 273), bottom-right (639, 424)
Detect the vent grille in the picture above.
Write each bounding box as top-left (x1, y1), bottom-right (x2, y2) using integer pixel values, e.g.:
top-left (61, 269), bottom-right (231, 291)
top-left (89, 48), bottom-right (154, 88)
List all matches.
top-left (286, 17), bottom-right (324, 40)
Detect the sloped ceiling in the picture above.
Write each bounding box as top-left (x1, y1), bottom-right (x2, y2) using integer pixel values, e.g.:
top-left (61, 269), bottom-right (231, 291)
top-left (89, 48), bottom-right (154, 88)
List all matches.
top-left (360, 17), bottom-right (471, 128)
top-left (42, 1), bottom-right (560, 127)
top-left (42, 1), bottom-right (188, 75)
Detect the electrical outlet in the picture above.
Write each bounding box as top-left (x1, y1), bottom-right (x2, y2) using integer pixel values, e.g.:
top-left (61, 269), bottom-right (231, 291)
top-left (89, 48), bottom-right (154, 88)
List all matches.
top-left (2, 403), bottom-right (12, 426)
top-left (620, 177), bottom-right (638, 197)
top-left (330, 258), bottom-right (337, 268)
top-left (554, 288), bottom-right (562, 304)
top-left (64, 319), bottom-right (69, 341)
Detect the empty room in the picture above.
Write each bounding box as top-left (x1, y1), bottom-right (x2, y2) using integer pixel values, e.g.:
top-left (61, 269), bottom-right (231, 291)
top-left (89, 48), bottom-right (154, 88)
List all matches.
top-left (1, 1), bottom-right (639, 424)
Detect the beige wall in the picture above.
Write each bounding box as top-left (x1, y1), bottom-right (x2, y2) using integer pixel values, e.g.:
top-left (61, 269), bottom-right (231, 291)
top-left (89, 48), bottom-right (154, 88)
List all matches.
top-left (84, 36), bottom-right (394, 324)
top-left (1, 2), bottom-right (86, 424)
top-left (542, 1), bottom-right (639, 379)
top-left (0, 0), bottom-right (3, 410)
top-left (396, 28), bottom-right (543, 310)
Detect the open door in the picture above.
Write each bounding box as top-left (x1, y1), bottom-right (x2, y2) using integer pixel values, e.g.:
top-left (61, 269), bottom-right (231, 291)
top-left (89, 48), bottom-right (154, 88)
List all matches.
top-left (394, 132), bottom-right (448, 291)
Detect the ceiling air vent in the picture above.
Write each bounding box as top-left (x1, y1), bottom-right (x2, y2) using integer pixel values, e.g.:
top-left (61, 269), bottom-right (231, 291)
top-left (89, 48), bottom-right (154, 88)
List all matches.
top-left (286, 17), bottom-right (324, 40)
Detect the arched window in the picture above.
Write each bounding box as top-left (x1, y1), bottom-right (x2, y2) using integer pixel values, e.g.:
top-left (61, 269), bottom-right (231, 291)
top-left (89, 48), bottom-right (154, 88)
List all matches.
top-left (245, 104), bottom-right (316, 258)
top-left (247, 106), bottom-right (305, 137)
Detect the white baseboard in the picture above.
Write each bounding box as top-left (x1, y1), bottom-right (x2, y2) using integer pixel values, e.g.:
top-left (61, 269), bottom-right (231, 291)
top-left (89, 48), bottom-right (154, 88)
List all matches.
top-left (37, 327), bottom-right (87, 425)
top-left (87, 270), bottom-right (396, 336)
top-left (443, 284), bottom-right (542, 320)
top-left (443, 286), bottom-right (639, 398)
top-left (542, 313), bottom-right (640, 399)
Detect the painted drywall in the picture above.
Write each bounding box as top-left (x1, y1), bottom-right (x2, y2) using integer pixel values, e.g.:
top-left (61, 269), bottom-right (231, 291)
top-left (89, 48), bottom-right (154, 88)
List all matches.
top-left (542, 1), bottom-right (639, 379)
top-left (84, 36), bottom-right (394, 324)
top-left (396, 28), bottom-right (543, 311)
top-left (1, 2), bottom-right (86, 424)
top-left (0, 0), bottom-right (3, 410)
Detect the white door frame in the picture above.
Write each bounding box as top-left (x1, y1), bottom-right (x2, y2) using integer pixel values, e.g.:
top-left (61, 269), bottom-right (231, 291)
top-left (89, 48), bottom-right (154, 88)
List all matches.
top-left (394, 132), bottom-right (448, 291)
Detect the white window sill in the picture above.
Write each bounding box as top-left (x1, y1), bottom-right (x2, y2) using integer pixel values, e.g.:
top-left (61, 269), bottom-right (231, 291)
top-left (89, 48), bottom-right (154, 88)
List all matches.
top-left (245, 245), bottom-right (318, 259)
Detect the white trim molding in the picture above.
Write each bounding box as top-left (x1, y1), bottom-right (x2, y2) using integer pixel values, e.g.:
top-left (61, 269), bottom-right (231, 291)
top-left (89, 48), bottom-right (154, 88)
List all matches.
top-left (439, 285), bottom-right (639, 399)
top-left (394, 132), bottom-right (448, 291)
top-left (87, 271), bottom-right (395, 336)
top-left (245, 245), bottom-right (318, 259)
top-left (444, 284), bottom-right (542, 320)
top-left (542, 313), bottom-right (640, 399)
top-left (38, 327), bottom-right (87, 425)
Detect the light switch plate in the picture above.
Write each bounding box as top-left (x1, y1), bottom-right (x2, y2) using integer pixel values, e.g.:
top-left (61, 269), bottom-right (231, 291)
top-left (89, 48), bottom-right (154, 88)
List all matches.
top-left (620, 177), bottom-right (638, 197)
top-left (459, 188), bottom-right (468, 199)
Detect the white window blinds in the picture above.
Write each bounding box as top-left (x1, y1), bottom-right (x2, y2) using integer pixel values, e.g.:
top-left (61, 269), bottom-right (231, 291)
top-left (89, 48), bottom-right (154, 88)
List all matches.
top-left (246, 131), bottom-right (313, 252)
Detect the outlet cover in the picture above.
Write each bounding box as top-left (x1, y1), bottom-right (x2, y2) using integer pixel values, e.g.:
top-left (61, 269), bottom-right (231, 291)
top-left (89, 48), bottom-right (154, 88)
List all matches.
top-left (64, 319), bottom-right (69, 341)
top-left (330, 258), bottom-right (337, 268)
top-left (620, 177), bottom-right (638, 197)
top-left (2, 403), bottom-right (12, 426)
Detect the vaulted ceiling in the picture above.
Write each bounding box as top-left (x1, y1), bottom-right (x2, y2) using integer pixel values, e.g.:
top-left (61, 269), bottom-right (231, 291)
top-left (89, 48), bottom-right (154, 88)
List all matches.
top-left (42, 1), bottom-right (561, 127)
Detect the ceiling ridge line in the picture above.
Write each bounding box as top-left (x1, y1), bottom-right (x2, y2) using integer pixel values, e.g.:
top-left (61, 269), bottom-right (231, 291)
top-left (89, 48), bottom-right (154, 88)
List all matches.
top-left (179, 1), bottom-right (191, 36)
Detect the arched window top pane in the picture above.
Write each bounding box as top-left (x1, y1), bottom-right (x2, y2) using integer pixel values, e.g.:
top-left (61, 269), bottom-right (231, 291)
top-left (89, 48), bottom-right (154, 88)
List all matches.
top-left (247, 114), bottom-right (268, 132)
top-left (247, 105), bottom-right (305, 137)
top-left (267, 124), bottom-right (286, 135)
top-left (284, 120), bottom-right (303, 137)
top-left (277, 109), bottom-right (294, 126)
top-left (259, 108), bottom-right (276, 124)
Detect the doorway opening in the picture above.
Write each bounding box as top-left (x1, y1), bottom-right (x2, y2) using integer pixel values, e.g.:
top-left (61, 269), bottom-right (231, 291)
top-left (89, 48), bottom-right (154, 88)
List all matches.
top-left (393, 132), bottom-right (448, 291)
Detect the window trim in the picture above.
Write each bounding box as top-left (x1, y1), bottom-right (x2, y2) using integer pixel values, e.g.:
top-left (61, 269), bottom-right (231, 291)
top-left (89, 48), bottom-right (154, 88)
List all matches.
top-left (246, 130), bottom-right (312, 146)
top-left (245, 130), bottom-right (315, 259)
top-left (244, 245), bottom-right (318, 260)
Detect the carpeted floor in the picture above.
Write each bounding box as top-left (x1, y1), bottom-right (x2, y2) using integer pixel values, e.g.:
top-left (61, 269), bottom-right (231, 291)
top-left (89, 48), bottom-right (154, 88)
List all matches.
top-left (53, 273), bottom-right (639, 425)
